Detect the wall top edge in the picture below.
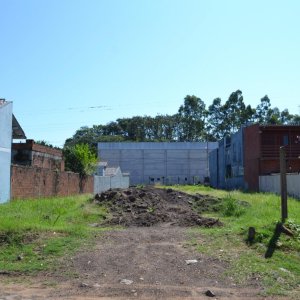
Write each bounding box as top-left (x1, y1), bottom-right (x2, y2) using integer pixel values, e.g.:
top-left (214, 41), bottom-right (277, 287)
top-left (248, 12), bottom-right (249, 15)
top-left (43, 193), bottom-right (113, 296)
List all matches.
top-left (98, 142), bottom-right (218, 150)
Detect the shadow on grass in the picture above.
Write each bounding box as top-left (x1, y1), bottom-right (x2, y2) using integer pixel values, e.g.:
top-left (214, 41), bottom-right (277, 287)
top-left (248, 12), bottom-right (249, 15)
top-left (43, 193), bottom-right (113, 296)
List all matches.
top-left (265, 222), bottom-right (282, 259)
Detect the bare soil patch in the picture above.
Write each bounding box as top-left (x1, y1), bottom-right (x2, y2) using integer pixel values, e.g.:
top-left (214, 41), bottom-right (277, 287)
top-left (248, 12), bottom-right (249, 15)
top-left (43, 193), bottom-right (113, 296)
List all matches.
top-left (95, 186), bottom-right (222, 227)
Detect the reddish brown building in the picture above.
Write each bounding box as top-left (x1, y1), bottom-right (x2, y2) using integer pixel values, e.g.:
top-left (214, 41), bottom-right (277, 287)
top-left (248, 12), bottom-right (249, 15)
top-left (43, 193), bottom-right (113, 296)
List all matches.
top-left (209, 124), bottom-right (300, 192)
top-left (12, 139), bottom-right (65, 171)
top-left (244, 124), bottom-right (300, 191)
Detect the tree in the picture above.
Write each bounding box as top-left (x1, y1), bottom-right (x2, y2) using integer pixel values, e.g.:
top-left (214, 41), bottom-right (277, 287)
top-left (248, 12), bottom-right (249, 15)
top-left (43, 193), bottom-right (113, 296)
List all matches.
top-left (64, 91), bottom-right (295, 146)
top-left (280, 109), bottom-right (293, 124)
top-left (222, 90), bottom-right (250, 135)
top-left (255, 95), bottom-right (272, 124)
top-left (177, 95), bottom-right (207, 141)
top-left (267, 107), bottom-right (281, 124)
top-left (290, 114), bottom-right (300, 125)
top-left (63, 144), bottom-right (98, 191)
top-left (206, 97), bottom-right (224, 141)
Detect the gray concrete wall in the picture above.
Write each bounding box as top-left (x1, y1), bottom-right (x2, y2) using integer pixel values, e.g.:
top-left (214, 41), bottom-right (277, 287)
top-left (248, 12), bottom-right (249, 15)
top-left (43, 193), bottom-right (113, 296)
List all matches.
top-left (259, 173), bottom-right (300, 199)
top-left (94, 173), bottom-right (130, 194)
top-left (98, 142), bottom-right (218, 185)
top-left (0, 102), bottom-right (13, 203)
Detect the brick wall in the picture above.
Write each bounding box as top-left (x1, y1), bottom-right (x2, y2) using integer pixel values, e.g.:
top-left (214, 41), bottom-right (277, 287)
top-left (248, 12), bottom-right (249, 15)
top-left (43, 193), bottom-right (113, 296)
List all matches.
top-left (12, 140), bottom-right (65, 171)
top-left (11, 165), bottom-right (94, 199)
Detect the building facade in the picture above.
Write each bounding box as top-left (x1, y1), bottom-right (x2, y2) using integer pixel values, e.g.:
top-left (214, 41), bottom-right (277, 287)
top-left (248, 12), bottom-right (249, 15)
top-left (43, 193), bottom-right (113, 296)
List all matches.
top-left (244, 124), bottom-right (300, 191)
top-left (209, 128), bottom-right (245, 190)
top-left (0, 101), bottom-right (13, 203)
top-left (209, 124), bottom-right (300, 191)
top-left (98, 142), bottom-right (218, 185)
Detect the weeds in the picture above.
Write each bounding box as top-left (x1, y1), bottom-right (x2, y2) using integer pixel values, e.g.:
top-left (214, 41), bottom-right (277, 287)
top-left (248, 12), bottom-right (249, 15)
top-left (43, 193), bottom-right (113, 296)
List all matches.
top-left (221, 193), bottom-right (246, 217)
top-left (174, 185), bottom-right (300, 297)
top-left (0, 195), bottom-right (107, 273)
top-left (286, 219), bottom-right (300, 240)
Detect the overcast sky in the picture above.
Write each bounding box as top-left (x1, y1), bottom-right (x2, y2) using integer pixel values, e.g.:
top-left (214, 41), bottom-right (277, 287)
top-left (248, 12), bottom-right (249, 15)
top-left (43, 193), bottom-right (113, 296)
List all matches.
top-left (1, 0), bottom-right (299, 147)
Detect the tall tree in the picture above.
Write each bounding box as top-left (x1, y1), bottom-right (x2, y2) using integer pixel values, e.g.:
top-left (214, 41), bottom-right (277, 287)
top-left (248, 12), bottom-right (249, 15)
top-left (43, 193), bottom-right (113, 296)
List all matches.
top-left (280, 109), bottom-right (293, 124)
top-left (267, 107), bottom-right (281, 124)
top-left (222, 90), bottom-right (250, 135)
top-left (255, 95), bottom-right (272, 124)
top-left (177, 95), bottom-right (207, 141)
top-left (206, 97), bottom-right (224, 141)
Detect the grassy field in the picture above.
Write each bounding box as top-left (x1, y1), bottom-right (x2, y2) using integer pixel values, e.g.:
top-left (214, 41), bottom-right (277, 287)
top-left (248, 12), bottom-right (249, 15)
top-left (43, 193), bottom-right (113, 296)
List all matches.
top-left (170, 185), bottom-right (300, 298)
top-left (1, 187), bottom-right (300, 297)
top-left (0, 194), bottom-right (107, 274)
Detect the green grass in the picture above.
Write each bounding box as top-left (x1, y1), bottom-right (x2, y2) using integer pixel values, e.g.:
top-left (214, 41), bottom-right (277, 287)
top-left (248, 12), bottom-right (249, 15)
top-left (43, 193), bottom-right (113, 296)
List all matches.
top-left (169, 185), bottom-right (300, 298)
top-left (0, 194), bottom-right (108, 273)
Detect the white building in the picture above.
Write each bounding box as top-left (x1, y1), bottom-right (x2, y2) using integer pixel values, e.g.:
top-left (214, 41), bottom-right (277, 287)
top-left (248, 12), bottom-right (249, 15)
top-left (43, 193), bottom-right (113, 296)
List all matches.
top-left (0, 100), bottom-right (26, 203)
top-left (98, 142), bottom-right (218, 185)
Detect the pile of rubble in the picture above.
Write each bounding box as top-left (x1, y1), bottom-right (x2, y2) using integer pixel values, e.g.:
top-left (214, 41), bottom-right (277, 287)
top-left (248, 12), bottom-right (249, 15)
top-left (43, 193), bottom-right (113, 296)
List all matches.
top-left (94, 186), bottom-right (222, 227)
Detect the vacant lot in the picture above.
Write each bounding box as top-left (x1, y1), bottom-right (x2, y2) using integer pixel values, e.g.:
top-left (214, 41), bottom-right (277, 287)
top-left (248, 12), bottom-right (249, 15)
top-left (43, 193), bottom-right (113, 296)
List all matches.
top-left (0, 186), bottom-right (299, 299)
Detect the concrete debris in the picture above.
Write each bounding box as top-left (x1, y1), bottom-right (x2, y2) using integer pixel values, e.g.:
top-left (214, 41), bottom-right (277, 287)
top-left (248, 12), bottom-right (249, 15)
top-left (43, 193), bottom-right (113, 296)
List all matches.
top-left (120, 279), bottom-right (133, 285)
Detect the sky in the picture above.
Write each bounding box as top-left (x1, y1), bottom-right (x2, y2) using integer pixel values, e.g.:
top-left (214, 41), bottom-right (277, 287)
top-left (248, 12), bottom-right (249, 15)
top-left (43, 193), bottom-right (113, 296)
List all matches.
top-left (1, 0), bottom-right (300, 147)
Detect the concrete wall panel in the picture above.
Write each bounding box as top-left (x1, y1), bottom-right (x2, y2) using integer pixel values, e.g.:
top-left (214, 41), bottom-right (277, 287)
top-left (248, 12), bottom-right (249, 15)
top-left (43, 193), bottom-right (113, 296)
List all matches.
top-left (259, 173), bottom-right (300, 199)
top-left (98, 142), bottom-right (218, 185)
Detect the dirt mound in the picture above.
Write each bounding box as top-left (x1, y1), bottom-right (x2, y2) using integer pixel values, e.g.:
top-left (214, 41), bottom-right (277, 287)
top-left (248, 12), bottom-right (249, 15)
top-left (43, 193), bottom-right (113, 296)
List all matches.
top-left (94, 186), bottom-right (222, 227)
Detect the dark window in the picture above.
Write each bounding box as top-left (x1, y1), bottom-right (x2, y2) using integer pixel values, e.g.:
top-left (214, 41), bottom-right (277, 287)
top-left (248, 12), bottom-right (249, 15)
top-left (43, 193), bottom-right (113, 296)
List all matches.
top-left (226, 164), bottom-right (232, 178)
top-left (283, 135), bottom-right (289, 146)
top-left (225, 136), bottom-right (231, 147)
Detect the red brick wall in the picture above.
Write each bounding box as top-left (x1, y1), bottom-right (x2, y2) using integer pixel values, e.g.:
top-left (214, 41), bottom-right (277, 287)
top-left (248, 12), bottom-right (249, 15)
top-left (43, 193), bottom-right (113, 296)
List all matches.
top-left (12, 140), bottom-right (65, 171)
top-left (31, 152), bottom-right (65, 171)
top-left (11, 165), bottom-right (94, 199)
top-left (13, 140), bottom-right (63, 157)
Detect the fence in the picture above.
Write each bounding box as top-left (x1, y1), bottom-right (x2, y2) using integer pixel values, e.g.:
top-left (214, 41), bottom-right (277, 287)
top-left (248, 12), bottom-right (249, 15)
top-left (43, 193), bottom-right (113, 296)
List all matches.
top-left (259, 173), bottom-right (300, 199)
top-left (11, 165), bottom-right (94, 199)
top-left (94, 173), bottom-right (130, 194)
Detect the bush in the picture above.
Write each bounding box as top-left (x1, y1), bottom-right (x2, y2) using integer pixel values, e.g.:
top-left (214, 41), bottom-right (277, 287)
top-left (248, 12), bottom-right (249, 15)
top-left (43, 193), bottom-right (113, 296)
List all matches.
top-left (221, 194), bottom-right (246, 217)
top-left (63, 144), bottom-right (98, 177)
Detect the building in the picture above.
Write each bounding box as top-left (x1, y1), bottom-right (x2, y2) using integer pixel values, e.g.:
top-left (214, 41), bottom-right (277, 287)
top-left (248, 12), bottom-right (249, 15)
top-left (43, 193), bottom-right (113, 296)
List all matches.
top-left (98, 142), bottom-right (218, 185)
top-left (244, 124), bottom-right (300, 191)
top-left (209, 128), bottom-right (244, 190)
top-left (94, 162), bottom-right (130, 193)
top-left (0, 100), bottom-right (26, 203)
top-left (209, 124), bottom-right (300, 191)
top-left (12, 139), bottom-right (64, 171)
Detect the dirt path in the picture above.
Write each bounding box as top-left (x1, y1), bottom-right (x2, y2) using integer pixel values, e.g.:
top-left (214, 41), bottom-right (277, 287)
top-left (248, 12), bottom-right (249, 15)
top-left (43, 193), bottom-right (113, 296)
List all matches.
top-left (0, 225), bottom-right (276, 299)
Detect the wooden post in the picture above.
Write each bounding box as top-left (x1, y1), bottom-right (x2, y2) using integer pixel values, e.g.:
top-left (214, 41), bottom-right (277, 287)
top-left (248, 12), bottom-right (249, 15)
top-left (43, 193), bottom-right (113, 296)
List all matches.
top-left (280, 146), bottom-right (288, 222)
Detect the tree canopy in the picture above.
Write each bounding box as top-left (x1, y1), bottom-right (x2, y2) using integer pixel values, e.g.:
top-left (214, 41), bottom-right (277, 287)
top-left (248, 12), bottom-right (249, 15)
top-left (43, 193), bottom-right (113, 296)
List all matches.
top-left (64, 90), bottom-right (300, 148)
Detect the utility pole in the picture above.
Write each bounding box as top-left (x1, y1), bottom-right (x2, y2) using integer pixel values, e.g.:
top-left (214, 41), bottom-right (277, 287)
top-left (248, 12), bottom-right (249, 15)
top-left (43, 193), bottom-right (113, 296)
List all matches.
top-left (280, 146), bottom-right (288, 222)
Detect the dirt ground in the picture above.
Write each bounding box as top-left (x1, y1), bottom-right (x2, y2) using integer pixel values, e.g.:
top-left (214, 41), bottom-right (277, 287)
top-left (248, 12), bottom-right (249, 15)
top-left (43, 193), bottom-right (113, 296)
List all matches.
top-left (0, 187), bottom-right (283, 299)
top-left (96, 186), bottom-right (223, 227)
